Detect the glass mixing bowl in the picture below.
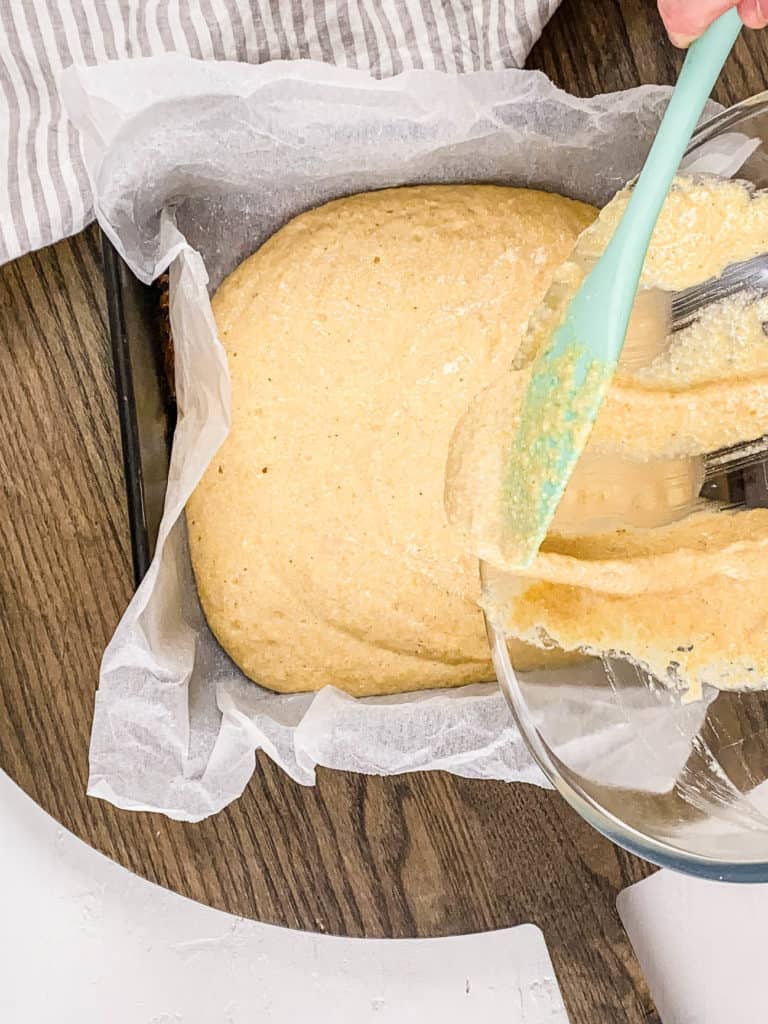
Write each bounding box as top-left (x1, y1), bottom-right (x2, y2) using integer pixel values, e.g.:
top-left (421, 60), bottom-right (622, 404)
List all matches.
top-left (485, 92), bottom-right (768, 881)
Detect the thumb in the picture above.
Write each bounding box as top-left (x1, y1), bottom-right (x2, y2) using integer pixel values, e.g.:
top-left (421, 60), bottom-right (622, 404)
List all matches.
top-left (738, 0), bottom-right (768, 29)
top-left (658, 0), bottom-right (739, 46)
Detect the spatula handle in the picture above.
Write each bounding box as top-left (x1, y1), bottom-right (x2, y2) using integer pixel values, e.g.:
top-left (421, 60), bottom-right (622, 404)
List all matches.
top-left (604, 8), bottom-right (742, 275)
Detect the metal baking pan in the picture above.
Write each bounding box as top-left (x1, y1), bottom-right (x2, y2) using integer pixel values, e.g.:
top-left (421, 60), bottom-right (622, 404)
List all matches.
top-left (102, 234), bottom-right (174, 586)
top-left (102, 230), bottom-right (768, 593)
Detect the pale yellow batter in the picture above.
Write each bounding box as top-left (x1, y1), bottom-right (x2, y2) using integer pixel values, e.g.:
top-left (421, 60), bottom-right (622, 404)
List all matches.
top-left (447, 176), bottom-right (768, 700)
top-left (187, 185), bottom-right (595, 695)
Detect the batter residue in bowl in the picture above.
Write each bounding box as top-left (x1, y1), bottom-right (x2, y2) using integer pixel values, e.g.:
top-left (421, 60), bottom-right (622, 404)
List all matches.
top-left (446, 176), bottom-right (768, 700)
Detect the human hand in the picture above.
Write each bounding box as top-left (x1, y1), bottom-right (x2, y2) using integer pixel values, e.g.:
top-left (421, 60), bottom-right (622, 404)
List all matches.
top-left (659, 0), bottom-right (768, 47)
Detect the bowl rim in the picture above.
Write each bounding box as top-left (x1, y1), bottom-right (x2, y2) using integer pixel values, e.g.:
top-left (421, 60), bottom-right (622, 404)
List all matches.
top-left (686, 90), bottom-right (768, 153)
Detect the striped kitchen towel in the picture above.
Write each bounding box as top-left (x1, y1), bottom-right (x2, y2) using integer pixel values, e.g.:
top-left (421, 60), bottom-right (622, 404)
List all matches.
top-left (0, 0), bottom-right (562, 267)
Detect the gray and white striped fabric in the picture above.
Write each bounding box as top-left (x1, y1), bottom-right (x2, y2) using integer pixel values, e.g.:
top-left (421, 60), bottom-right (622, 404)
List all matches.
top-left (0, 0), bottom-right (561, 267)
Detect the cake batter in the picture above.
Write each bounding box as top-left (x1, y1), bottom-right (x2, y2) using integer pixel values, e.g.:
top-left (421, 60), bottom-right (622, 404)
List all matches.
top-left (187, 185), bottom-right (594, 695)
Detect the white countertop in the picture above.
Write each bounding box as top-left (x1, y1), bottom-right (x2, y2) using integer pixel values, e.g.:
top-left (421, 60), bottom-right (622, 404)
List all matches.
top-left (6, 759), bottom-right (768, 1024)
top-left (0, 768), bottom-right (568, 1023)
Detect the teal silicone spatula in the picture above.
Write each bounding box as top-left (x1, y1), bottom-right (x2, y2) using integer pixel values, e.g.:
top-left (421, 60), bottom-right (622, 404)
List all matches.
top-left (503, 9), bottom-right (742, 569)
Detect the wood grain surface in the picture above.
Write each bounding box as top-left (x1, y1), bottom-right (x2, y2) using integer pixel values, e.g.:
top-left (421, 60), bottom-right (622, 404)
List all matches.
top-left (2, 2), bottom-right (767, 1021)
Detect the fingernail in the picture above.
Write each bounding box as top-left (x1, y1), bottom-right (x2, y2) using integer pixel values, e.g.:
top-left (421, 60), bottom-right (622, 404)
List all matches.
top-left (669, 32), bottom-right (695, 48)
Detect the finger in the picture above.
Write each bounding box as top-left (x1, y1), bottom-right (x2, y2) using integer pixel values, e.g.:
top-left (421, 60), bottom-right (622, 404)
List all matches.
top-left (658, 0), bottom-right (739, 46)
top-left (739, 0), bottom-right (768, 29)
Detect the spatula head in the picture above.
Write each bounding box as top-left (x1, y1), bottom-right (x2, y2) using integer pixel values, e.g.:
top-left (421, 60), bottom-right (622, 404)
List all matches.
top-left (499, 11), bottom-right (743, 569)
top-left (502, 281), bottom-right (621, 568)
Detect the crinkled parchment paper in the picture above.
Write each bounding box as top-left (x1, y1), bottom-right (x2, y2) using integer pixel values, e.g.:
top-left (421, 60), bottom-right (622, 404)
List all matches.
top-left (60, 56), bottom-right (721, 820)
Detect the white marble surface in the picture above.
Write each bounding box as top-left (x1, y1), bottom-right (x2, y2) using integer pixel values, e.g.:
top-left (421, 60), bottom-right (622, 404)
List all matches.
top-left (618, 869), bottom-right (768, 1024)
top-left (11, 749), bottom-right (767, 1024)
top-left (0, 768), bottom-right (568, 1023)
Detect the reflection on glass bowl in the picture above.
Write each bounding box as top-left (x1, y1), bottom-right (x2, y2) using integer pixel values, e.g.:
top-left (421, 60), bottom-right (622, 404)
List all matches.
top-left (486, 93), bottom-right (768, 882)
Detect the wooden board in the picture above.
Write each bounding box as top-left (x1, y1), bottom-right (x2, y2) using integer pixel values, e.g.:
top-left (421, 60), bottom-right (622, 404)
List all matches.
top-left (3, 1), bottom-right (768, 1019)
